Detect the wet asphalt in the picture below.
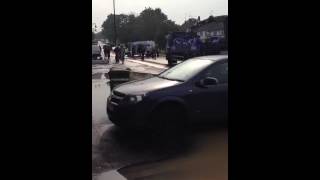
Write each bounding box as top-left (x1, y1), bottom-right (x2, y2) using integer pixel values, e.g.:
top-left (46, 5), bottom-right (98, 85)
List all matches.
top-left (92, 58), bottom-right (228, 180)
top-left (92, 59), bottom-right (168, 179)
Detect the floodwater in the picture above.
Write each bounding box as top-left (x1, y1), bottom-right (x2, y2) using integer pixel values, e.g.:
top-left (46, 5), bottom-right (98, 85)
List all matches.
top-left (92, 68), bottom-right (192, 179)
top-left (92, 64), bottom-right (228, 180)
top-left (118, 127), bottom-right (228, 180)
top-left (92, 71), bottom-right (186, 177)
top-left (92, 73), bottom-right (110, 125)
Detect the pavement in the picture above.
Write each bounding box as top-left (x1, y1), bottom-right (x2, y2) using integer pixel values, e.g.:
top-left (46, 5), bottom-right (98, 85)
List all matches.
top-left (92, 57), bottom-right (169, 180)
top-left (92, 55), bottom-right (228, 180)
top-left (127, 56), bottom-right (168, 66)
top-left (96, 170), bottom-right (126, 180)
top-left (126, 58), bottom-right (167, 70)
top-left (118, 128), bottom-right (228, 180)
top-left (93, 56), bottom-right (168, 72)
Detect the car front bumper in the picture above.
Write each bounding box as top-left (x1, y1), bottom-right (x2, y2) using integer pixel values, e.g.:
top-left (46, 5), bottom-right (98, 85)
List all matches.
top-left (106, 98), bottom-right (152, 129)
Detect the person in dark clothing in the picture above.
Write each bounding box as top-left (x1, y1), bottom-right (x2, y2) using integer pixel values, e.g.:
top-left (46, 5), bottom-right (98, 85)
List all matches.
top-left (114, 45), bottom-right (120, 64)
top-left (139, 45), bottom-right (145, 61)
top-left (151, 48), bottom-right (156, 59)
top-left (130, 45), bottom-right (135, 59)
top-left (137, 45), bottom-right (141, 57)
top-left (120, 45), bottom-right (125, 64)
top-left (132, 46), bottom-right (135, 59)
top-left (103, 44), bottom-right (111, 61)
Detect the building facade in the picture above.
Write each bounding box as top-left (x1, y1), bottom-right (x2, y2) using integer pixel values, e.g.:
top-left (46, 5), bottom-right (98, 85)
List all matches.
top-left (190, 15), bottom-right (228, 42)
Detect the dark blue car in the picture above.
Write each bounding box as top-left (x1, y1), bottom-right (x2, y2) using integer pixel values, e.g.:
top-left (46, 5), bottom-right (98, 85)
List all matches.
top-left (107, 55), bottom-right (228, 131)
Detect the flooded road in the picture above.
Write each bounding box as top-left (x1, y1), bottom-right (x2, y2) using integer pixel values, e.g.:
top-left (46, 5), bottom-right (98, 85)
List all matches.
top-left (92, 76), bottom-right (110, 125)
top-left (92, 63), bottom-right (170, 179)
top-left (92, 70), bottom-right (112, 177)
top-left (92, 62), bottom-right (227, 180)
top-left (118, 127), bottom-right (228, 180)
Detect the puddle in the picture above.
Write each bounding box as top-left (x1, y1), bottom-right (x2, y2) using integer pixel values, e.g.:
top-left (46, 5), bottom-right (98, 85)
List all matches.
top-left (92, 78), bottom-right (110, 125)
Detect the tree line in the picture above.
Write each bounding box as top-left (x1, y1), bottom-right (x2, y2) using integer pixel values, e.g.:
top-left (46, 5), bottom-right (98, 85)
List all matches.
top-left (100, 8), bottom-right (196, 49)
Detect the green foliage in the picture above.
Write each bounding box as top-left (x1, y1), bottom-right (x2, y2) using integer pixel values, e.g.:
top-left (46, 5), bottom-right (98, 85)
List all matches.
top-left (101, 8), bottom-right (181, 49)
top-left (180, 18), bottom-right (198, 31)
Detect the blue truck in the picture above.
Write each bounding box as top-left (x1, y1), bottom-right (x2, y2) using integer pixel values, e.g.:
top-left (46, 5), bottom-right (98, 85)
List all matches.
top-left (165, 32), bottom-right (226, 66)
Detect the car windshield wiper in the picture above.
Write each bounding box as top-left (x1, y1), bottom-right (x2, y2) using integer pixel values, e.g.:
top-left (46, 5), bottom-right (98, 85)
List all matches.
top-left (159, 76), bottom-right (184, 82)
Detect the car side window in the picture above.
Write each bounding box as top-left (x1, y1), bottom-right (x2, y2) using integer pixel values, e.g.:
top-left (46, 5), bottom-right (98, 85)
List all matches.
top-left (204, 62), bottom-right (228, 84)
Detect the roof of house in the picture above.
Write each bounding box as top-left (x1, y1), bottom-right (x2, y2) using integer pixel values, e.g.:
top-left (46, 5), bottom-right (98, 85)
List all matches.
top-left (191, 15), bottom-right (228, 31)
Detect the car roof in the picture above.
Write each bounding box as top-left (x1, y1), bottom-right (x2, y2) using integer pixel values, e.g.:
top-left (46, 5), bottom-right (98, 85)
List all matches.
top-left (191, 55), bottom-right (228, 62)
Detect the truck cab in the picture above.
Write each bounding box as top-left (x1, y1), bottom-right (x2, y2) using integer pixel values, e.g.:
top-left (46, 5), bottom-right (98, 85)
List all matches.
top-left (165, 32), bottom-right (202, 66)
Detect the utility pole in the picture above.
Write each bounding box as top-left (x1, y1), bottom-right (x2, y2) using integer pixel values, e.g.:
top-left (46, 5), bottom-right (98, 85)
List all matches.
top-left (113, 0), bottom-right (117, 45)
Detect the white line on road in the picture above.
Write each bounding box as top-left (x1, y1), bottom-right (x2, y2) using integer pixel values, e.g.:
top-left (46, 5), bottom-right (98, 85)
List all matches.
top-left (95, 170), bottom-right (127, 180)
top-left (127, 59), bottom-right (167, 69)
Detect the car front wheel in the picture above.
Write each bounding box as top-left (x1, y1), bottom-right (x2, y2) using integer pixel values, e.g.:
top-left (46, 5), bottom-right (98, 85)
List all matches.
top-left (150, 103), bottom-right (188, 137)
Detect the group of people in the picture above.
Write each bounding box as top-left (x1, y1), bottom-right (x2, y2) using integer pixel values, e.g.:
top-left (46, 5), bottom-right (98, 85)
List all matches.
top-left (101, 43), bottom-right (159, 64)
top-left (114, 45), bottom-right (126, 64)
top-left (101, 44), bottom-right (111, 62)
top-left (101, 44), bottom-right (125, 64)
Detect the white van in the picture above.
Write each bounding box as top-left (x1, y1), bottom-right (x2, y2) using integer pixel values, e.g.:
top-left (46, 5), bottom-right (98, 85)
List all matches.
top-left (92, 45), bottom-right (102, 60)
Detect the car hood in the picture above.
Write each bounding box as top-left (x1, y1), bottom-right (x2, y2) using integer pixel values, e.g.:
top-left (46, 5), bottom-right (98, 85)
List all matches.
top-left (114, 76), bottom-right (182, 95)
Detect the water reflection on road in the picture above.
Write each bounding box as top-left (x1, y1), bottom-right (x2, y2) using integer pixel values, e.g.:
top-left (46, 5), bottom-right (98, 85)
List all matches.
top-left (92, 65), bottom-right (227, 180)
top-left (92, 75), bottom-right (110, 125)
top-left (92, 72), bottom-right (192, 177)
top-left (118, 127), bottom-right (228, 180)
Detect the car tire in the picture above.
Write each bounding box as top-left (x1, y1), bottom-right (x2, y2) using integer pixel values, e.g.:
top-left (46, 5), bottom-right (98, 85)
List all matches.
top-left (151, 103), bottom-right (188, 137)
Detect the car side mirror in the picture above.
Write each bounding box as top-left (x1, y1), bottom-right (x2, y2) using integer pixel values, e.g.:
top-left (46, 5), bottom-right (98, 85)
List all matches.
top-left (197, 77), bottom-right (218, 87)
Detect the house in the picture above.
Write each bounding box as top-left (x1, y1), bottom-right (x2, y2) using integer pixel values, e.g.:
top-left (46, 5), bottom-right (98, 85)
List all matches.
top-left (190, 15), bottom-right (228, 42)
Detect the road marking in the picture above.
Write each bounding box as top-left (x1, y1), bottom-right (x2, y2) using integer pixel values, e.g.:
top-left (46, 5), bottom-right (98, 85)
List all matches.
top-left (95, 170), bottom-right (127, 180)
top-left (127, 59), bottom-right (167, 69)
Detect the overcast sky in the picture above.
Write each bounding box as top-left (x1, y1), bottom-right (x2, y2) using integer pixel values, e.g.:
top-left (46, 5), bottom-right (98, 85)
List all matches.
top-left (92, 0), bottom-right (228, 31)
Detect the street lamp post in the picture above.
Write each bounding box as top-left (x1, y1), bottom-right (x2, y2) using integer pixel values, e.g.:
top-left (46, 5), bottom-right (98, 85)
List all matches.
top-left (113, 0), bottom-right (117, 46)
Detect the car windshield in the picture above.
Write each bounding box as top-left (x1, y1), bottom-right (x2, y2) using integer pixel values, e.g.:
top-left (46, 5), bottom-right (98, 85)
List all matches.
top-left (158, 59), bottom-right (214, 82)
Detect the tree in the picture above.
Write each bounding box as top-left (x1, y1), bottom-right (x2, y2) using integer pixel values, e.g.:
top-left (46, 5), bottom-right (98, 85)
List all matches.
top-left (101, 14), bottom-right (131, 44)
top-left (155, 20), bottom-right (180, 48)
top-left (101, 8), bottom-right (181, 49)
top-left (135, 8), bottom-right (180, 48)
top-left (180, 18), bottom-right (198, 31)
top-left (95, 31), bottom-right (105, 40)
top-left (136, 8), bottom-right (167, 40)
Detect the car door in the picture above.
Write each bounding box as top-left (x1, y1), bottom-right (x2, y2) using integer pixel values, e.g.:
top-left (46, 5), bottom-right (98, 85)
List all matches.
top-left (188, 61), bottom-right (228, 122)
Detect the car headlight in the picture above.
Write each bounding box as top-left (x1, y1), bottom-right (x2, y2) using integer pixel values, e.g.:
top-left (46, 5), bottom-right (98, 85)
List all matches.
top-left (127, 95), bottom-right (145, 104)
